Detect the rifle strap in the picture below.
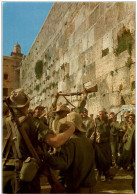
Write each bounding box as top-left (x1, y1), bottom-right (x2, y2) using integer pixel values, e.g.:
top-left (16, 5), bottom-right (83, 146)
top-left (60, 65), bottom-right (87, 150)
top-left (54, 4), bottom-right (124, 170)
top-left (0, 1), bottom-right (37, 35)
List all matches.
top-left (17, 123), bottom-right (40, 162)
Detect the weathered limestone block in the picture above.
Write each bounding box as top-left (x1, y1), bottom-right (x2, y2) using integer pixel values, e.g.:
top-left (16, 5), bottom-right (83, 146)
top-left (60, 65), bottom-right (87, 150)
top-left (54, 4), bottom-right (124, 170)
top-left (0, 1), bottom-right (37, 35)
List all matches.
top-left (78, 52), bottom-right (86, 70)
top-left (94, 16), bottom-right (106, 42)
top-left (87, 27), bottom-right (94, 49)
top-left (82, 62), bottom-right (96, 83)
top-left (123, 13), bottom-right (135, 34)
top-left (75, 69), bottom-right (83, 87)
top-left (109, 92), bottom-right (121, 107)
top-left (99, 2), bottom-right (106, 17)
top-left (74, 6), bottom-right (85, 31)
top-left (112, 66), bottom-right (130, 92)
top-left (102, 30), bottom-right (113, 53)
top-left (125, 2), bottom-right (135, 16)
top-left (105, 3), bottom-right (119, 31)
top-left (89, 5), bottom-right (100, 28)
top-left (117, 2), bottom-right (126, 23)
top-left (95, 53), bottom-right (115, 78)
top-left (74, 22), bottom-right (86, 43)
top-left (114, 50), bottom-right (129, 70)
top-left (81, 33), bottom-right (88, 52)
top-left (69, 57), bottom-right (79, 75)
top-left (89, 2), bottom-right (99, 12)
top-left (92, 39), bottom-right (102, 62)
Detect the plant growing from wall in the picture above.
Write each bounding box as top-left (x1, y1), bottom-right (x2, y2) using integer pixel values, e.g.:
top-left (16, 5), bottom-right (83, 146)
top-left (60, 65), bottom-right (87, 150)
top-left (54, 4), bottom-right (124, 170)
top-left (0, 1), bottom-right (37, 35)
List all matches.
top-left (131, 81), bottom-right (135, 91)
top-left (34, 84), bottom-right (40, 91)
top-left (125, 57), bottom-right (134, 69)
top-left (35, 60), bottom-right (43, 79)
top-left (114, 26), bottom-right (134, 56)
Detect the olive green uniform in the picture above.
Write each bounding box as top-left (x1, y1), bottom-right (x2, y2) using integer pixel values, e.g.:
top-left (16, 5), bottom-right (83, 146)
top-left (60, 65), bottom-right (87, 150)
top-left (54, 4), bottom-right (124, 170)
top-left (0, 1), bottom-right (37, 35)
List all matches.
top-left (44, 131), bottom-right (96, 193)
top-left (117, 123), bottom-right (135, 169)
top-left (85, 118), bottom-right (95, 138)
top-left (74, 95), bottom-right (87, 113)
top-left (3, 110), bottom-right (53, 193)
top-left (94, 118), bottom-right (112, 176)
top-left (110, 121), bottom-right (121, 164)
top-left (118, 121), bottom-right (127, 154)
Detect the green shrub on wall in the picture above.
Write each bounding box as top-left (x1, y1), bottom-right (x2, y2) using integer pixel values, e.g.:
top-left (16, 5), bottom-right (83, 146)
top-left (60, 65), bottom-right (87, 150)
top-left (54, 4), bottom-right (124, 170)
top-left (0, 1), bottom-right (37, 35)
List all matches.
top-left (35, 60), bottom-right (43, 79)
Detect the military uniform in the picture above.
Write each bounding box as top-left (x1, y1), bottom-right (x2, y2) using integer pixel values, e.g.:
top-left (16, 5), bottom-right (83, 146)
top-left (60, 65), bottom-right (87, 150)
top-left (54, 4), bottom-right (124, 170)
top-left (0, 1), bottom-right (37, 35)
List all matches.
top-left (94, 117), bottom-right (112, 178)
top-left (118, 120), bottom-right (128, 155)
top-left (3, 89), bottom-right (53, 193)
top-left (44, 112), bottom-right (96, 193)
top-left (85, 118), bottom-right (95, 138)
top-left (110, 120), bottom-right (121, 165)
top-left (117, 122), bottom-right (135, 169)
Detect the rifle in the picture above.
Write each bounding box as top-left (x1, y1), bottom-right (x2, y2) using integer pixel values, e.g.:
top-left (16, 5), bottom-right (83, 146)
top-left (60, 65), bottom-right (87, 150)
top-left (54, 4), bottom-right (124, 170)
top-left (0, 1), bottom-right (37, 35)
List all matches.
top-left (58, 84), bottom-right (98, 96)
top-left (4, 97), bottom-right (65, 193)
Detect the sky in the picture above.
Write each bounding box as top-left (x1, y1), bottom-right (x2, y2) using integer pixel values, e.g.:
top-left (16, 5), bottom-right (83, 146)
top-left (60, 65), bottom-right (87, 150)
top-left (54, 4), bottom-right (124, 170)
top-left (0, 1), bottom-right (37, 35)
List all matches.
top-left (2, 2), bottom-right (53, 56)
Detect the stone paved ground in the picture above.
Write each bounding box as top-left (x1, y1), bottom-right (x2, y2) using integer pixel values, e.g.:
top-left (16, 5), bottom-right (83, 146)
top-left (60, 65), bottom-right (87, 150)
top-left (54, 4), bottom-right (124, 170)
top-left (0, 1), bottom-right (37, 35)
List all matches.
top-left (94, 168), bottom-right (134, 194)
top-left (40, 168), bottom-right (134, 193)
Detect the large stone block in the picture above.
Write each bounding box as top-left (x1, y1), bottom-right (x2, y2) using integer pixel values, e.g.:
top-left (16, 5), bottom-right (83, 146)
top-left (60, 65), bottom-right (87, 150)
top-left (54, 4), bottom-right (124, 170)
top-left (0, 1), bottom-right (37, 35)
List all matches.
top-left (74, 6), bottom-right (86, 31)
top-left (89, 5), bottom-right (100, 28)
top-left (95, 53), bottom-right (115, 78)
top-left (69, 57), bottom-right (79, 75)
top-left (89, 2), bottom-right (100, 12)
top-left (112, 66), bottom-right (130, 92)
top-left (105, 3), bottom-right (119, 31)
top-left (99, 2), bottom-right (106, 16)
top-left (125, 2), bottom-right (135, 16)
top-left (117, 2), bottom-right (126, 23)
top-left (87, 27), bottom-right (94, 49)
top-left (82, 62), bottom-right (96, 83)
top-left (94, 16), bottom-right (106, 42)
top-left (102, 30), bottom-right (113, 52)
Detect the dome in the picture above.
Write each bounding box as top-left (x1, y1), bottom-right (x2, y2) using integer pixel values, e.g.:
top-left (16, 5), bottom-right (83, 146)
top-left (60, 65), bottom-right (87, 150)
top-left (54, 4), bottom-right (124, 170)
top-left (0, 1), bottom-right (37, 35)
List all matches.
top-left (13, 42), bottom-right (21, 53)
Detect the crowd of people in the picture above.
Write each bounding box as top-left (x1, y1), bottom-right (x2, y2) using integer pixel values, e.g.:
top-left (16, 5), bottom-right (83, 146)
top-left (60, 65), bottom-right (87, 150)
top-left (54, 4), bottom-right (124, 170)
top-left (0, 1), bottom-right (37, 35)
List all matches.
top-left (3, 87), bottom-right (135, 193)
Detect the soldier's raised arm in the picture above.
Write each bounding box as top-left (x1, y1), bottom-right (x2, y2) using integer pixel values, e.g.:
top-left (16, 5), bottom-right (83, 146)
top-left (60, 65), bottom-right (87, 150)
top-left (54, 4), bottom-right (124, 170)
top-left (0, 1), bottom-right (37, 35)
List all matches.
top-left (74, 87), bottom-right (88, 113)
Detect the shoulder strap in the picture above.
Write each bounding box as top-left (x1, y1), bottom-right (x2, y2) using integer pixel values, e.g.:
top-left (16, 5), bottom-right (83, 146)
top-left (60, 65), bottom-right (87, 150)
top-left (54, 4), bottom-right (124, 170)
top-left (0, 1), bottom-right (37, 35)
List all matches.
top-left (18, 124), bottom-right (40, 162)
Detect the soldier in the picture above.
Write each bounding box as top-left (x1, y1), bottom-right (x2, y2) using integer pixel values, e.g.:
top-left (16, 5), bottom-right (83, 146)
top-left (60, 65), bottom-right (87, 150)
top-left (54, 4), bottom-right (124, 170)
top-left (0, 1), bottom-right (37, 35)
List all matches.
top-left (33, 104), bottom-right (48, 125)
top-left (109, 112), bottom-right (121, 166)
top-left (74, 87), bottom-right (88, 113)
top-left (118, 112), bottom-right (129, 155)
top-left (52, 104), bottom-right (71, 134)
top-left (92, 108), bottom-right (112, 181)
top-left (3, 88), bottom-right (75, 193)
top-left (44, 112), bottom-right (96, 193)
top-left (27, 109), bottom-right (34, 117)
top-left (117, 112), bottom-right (135, 170)
top-left (80, 108), bottom-right (95, 138)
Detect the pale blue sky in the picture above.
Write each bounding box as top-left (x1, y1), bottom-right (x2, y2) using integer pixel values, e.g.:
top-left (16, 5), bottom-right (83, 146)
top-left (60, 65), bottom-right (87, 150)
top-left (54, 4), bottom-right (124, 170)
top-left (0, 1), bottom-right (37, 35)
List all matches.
top-left (2, 2), bottom-right (53, 56)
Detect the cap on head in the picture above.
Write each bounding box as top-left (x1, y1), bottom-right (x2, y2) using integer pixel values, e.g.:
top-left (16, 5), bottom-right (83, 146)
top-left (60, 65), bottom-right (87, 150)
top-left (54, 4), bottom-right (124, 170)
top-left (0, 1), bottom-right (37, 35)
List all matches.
top-left (80, 107), bottom-right (88, 113)
top-left (60, 112), bottom-right (86, 132)
top-left (99, 108), bottom-right (107, 113)
top-left (128, 112), bottom-right (135, 117)
top-left (9, 88), bottom-right (30, 108)
top-left (34, 105), bottom-right (45, 111)
top-left (124, 112), bottom-right (129, 118)
top-left (53, 104), bottom-right (70, 113)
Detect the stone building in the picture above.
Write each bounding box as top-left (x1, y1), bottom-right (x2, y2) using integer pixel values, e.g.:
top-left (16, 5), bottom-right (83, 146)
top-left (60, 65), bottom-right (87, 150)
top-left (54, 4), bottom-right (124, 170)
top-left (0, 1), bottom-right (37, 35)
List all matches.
top-left (3, 43), bottom-right (24, 97)
top-left (20, 2), bottom-right (135, 117)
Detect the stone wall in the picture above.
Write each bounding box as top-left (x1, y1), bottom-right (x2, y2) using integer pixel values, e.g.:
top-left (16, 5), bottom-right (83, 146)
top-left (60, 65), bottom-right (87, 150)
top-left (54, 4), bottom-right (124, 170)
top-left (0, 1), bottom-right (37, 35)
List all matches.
top-left (20, 2), bottom-right (135, 116)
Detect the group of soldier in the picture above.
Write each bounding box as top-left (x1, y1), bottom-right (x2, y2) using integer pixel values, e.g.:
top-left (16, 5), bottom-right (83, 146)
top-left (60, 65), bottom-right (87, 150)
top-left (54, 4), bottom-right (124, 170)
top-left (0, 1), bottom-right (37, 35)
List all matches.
top-left (3, 87), bottom-right (135, 193)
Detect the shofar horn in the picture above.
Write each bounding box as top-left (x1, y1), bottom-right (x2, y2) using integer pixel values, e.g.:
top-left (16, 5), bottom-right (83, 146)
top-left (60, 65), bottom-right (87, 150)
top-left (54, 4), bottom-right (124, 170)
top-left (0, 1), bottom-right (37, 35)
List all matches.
top-left (58, 84), bottom-right (98, 96)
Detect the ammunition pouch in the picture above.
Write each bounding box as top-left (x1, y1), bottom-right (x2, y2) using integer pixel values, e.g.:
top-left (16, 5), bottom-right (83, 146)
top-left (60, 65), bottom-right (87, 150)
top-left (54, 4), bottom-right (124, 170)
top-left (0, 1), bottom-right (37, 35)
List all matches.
top-left (20, 157), bottom-right (39, 182)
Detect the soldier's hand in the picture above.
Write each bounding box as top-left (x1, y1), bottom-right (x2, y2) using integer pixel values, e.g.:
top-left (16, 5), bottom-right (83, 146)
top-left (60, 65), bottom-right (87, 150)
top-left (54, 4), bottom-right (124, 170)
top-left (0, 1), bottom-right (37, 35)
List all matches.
top-left (81, 88), bottom-right (88, 96)
top-left (54, 92), bottom-right (59, 99)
